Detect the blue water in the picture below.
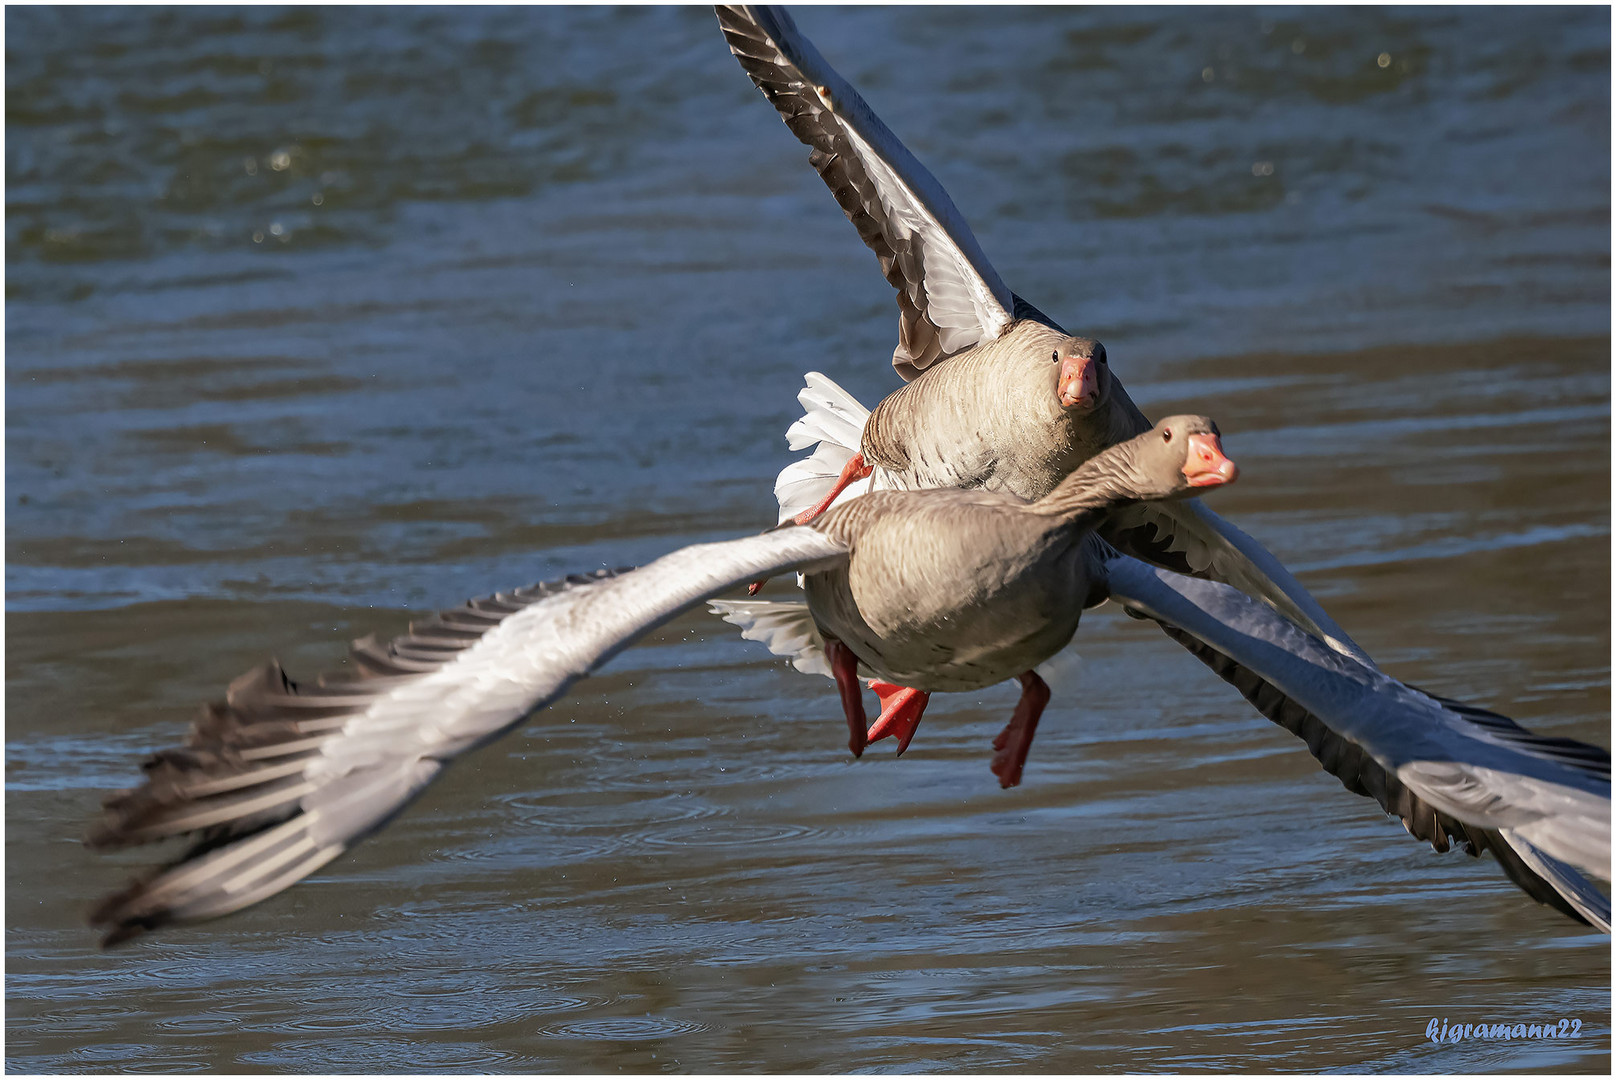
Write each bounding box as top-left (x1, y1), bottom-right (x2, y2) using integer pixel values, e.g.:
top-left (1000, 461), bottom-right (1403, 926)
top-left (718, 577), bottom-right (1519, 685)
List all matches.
top-left (7, 6), bottom-right (1609, 1072)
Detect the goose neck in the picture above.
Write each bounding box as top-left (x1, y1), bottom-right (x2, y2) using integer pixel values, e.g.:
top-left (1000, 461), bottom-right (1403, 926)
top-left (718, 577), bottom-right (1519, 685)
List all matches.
top-left (1030, 451), bottom-right (1143, 522)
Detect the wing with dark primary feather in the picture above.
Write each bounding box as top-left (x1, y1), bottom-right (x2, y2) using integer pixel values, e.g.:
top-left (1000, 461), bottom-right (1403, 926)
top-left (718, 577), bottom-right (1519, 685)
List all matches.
top-left (87, 528), bottom-right (848, 946)
top-left (1100, 498), bottom-right (1372, 665)
top-left (1103, 552), bottom-right (1611, 930)
top-left (716, 5), bottom-right (1375, 667)
top-left (716, 4), bottom-right (1017, 380)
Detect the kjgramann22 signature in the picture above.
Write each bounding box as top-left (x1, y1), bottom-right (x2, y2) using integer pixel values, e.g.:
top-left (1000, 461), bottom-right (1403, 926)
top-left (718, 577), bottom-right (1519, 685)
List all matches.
top-left (1426, 1017), bottom-right (1583, 1044)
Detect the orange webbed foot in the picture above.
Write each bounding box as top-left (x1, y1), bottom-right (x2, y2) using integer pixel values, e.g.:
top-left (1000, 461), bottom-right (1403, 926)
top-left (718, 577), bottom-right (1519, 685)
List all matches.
top-left (866, 680), bottom-right (931, 755)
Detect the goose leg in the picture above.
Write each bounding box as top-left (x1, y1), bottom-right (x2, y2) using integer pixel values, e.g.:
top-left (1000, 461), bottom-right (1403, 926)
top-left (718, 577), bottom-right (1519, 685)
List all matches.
top-left (747, 454), bottom-right (874, 595)
top-left (866, 680), bottom-right (931, 755)
top-left (827, 640), bottom-right (868, 757)
top-left (990, 671), bottom-right (1050, 789)
top-left (793, 453), bottom-right (872, 526)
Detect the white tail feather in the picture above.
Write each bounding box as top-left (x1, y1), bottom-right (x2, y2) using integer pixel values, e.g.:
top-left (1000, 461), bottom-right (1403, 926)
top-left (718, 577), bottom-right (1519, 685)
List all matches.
top-left (787, 372), bottom-right (871, 450)
top-left (775, 443), bottom-right (871, 524)
top-left (774, 372), bottom-right (874, 523)
top-left (710, 599), bottom-right (832, 677)
top-left (734, 374), bottom-right (881, 673)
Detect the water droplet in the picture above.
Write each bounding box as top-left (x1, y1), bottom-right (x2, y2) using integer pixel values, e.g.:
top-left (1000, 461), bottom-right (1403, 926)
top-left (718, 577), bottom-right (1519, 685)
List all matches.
top-left (1202, 66), bottom-right (1215, 83)
top-left (270, 150), bottom-right (291, 171)
top-left (243, 157), bottom-right (258, 176)
top-left (1291, 38), bottom-right (1306, 54)
top-left (1251, 161), bottom-right (1274, 177)
top-left (1377, 52), bottom-right (1392, 68)
top-left (312, 192), bottom-right (324, 206)
top-left (269, 222), bottom-right (284, 236)
top-left (252, 231), bottom-right (264, 243)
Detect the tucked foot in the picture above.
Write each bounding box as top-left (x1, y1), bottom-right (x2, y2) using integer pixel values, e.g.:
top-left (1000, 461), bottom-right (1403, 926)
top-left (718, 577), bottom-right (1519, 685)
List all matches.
top-left (827, 640), bottom-right (867, 757)
top-left (792, 453), bottom-right (873, 527)
top-left (990, 671), bottom-right (1051, 789)
top-left (865, 680), bottom-right (931, 755)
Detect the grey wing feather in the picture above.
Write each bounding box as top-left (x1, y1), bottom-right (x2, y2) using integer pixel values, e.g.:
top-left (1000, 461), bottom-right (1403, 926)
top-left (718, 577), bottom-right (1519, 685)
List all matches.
top-left (87, 528), bottom-right (848, 945)
top-left (1100, 498), bottom-right (1372, 665)
top-left (1499, 834), bottom-right (1613, 931)
top-left (1103, 554), bottom-right (1610, 930)
top-left (716, 4), bottom-right (1015, 379)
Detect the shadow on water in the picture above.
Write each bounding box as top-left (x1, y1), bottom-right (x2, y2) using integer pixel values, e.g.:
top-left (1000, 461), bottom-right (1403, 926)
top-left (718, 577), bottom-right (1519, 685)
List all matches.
top-left (6, 5), bottom-right (1609, 1073)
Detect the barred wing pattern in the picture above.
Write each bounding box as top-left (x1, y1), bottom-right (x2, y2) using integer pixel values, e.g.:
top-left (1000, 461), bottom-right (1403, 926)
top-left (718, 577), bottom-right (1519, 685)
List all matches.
top-left (717, 4), bottom-right (1016, 379)
top-left (88, 528), bottom-right (849, 945)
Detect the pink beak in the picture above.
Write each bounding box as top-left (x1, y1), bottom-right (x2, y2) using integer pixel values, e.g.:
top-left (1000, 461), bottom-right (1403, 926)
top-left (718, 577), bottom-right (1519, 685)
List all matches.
top-left (1058, 354), bottom-right (1100, 411)
top-left (1182, 433), bottom-right (1238, 488)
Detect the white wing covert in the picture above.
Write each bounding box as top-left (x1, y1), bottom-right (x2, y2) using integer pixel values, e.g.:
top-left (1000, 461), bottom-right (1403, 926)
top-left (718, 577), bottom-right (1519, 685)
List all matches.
top-left (717, 4), bottom-right (1017, 379)
top-left (1103, 553), bottom-right (1611, 930)
top-left (87, 527), bottom-right (848, 945)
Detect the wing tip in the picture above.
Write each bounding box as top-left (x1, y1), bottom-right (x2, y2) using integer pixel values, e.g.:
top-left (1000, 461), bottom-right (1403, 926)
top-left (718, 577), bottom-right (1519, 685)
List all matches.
top-left (1138, 589), bottom-right (1609, 932)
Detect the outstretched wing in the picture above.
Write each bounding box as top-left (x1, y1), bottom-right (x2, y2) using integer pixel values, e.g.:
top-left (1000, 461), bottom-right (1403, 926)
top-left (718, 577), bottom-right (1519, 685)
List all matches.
top-left (717, 4), bottom-right (1017, 380)
top-left (1103, 553), bottom-right (1611, 930)
top-left (87, 528), bottom-right (848, 945)
top-left (1100, 498), bottom-right (1372, 665)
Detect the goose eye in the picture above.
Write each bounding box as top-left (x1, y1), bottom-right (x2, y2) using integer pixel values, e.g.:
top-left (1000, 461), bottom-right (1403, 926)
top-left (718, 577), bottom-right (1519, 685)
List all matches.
top-left (1051, 350), bottom-right (1060, 363)
top-left (1161, 427), bottom-right (1172, 442)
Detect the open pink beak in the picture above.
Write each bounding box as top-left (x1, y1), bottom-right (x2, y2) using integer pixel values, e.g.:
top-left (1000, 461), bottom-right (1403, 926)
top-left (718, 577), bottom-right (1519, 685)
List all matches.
top-left (1182, 433), bottom-right (1238, 488)
top-left (1058, 354), bottom-right (1100, 411)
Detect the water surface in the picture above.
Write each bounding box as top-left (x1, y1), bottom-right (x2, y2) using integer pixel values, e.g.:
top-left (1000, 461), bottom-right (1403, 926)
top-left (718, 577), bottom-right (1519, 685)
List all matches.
top-left (7, 6), bottom-right (1609, 1072)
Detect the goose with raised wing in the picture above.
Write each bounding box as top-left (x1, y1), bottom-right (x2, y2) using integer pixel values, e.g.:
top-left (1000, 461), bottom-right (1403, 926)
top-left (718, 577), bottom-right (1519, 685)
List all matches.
top-left (89, 418), bottom-right (1609, 943)
top-left (712, 5), bottom-right (1346, 575)
top-left (716, 2), bottom-right (1377, 770)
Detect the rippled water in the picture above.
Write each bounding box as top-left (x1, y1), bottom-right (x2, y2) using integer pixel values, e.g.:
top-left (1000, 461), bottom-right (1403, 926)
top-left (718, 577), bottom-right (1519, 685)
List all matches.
top-left (6, 6), bottom-right (1609, 1073)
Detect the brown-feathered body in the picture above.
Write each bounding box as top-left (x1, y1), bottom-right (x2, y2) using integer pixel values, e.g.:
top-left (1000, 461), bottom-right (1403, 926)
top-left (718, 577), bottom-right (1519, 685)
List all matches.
top-left (804, 418), bottom-right (1197, 692)
top-left (862, 319), bottom-right (1150, 503)
top-left (806, 488), bottom-right (1097, 690)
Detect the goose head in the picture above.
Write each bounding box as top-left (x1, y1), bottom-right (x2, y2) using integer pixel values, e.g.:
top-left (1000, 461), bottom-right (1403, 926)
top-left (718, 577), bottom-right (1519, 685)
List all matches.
top-left (1038, 414), bottom-right (1238, 517)
top-left (1130, 414), bottom-right (1240, 498)
top-left (1052, 337), bottom-right (1109, 413)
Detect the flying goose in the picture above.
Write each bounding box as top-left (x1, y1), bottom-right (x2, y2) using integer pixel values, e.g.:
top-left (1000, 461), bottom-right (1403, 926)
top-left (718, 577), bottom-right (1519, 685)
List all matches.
top-left (805, 415), bottom-right (1239, 781)
top-left (88, 419), bottom-right (1609, 944)
top-left (88, 416), bottom-right (1224, 942)
top-left (715, 5), bottom-right (1368, 668)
